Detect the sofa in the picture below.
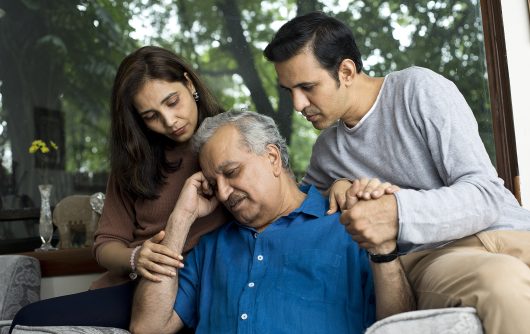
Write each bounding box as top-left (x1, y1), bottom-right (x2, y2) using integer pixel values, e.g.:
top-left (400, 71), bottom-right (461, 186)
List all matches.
top-left (2, 255), bottom-right (483, 334)
top-left (0, 255), bottom-right (40, 334)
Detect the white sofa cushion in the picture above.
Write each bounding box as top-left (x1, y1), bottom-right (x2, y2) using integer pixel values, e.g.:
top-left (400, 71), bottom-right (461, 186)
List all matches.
top-left (366, 307), bottom-right (483, 334)
top-left (12, 326), bottom-right (130, 334)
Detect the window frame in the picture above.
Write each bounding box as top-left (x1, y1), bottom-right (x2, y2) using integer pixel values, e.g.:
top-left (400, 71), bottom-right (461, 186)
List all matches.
top-left (480, 0), bottom-right (520, 200)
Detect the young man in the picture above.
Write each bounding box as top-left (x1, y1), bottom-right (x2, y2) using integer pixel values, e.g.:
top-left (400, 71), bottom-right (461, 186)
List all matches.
top-left (130, 111), bottom-right (414, 334)
top-left (264, 11), bottom-right (530, 333)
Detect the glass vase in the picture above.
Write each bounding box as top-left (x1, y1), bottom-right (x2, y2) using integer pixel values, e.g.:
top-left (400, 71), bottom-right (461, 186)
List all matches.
top-left (35, 184), bottom-right (58, 252)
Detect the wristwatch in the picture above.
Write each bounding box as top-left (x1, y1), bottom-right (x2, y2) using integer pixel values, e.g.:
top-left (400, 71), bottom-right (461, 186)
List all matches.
top-left (369, 245), bottom-right (399, 263)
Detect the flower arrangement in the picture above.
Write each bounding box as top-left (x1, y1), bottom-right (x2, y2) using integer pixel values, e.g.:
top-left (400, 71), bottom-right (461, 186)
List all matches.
top-left (29, 139), bottom-right (58, 154)
top-left (29, 139), bottom-right (59, 184)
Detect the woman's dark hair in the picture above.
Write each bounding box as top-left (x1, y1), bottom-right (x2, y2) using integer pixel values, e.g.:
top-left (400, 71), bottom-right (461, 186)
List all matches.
top-left (264, 11), bottom-right (363, 83)
top-left (110, 46), bottom-right (224, 199)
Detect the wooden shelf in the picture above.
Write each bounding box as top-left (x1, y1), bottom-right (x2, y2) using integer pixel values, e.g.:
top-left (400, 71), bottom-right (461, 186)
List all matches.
top-left (0, 208), bottom-right (40, 221)
top-left (19, 247), bottom-right (105, 277)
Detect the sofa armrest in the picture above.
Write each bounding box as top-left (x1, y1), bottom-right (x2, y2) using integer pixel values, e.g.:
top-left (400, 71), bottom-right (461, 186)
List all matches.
top-left (0, 255), bottom-right (41, 321)
top-left (11, 325), bottom-right (130, 334)
top-left (366, 307), bottom-right (483, 334)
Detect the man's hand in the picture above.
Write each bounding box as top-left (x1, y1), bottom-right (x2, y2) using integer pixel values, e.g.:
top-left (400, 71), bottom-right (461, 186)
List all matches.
top-left (172, 171), bottom-right (220, 221)
top-left (327, 178), bottom-right (400, 215)
top-left (339, 187), bottom-right (399, 254)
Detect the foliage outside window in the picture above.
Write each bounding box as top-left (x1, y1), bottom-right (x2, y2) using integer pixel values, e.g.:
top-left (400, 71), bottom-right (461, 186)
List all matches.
top-left (0, 0), bottom-right (494, 249)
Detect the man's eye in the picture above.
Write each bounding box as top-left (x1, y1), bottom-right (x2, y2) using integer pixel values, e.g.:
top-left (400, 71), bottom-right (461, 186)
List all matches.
top-left (301, 85), bottom-right (314, 92)
top-left (225, 169), bottom-right (238, 177)
top-left (209, 183), bottom-right (218, 192)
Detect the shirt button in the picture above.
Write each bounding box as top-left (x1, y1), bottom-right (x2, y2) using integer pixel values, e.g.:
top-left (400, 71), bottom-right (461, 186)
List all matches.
top-left (241, 313), bottom-right (248, 320)
top-left (253, 232), bottom-right (258, 238)
top-left (257, 255), bottom-right (264, 261)
top-left (248, 282), bottom-right (255, 288)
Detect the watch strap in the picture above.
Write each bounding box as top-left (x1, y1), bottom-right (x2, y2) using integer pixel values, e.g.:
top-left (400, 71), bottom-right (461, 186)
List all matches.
top-left (369, 245), bottom-right (399, 263)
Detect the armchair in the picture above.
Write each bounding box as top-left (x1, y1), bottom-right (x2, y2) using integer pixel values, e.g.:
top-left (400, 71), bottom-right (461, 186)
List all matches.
top-left (0, 255), bottom-right (40, 334)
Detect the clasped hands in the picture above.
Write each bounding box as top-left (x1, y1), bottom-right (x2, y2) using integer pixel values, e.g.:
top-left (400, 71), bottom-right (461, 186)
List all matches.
top-left (327, 178), bottom-right (400, 255)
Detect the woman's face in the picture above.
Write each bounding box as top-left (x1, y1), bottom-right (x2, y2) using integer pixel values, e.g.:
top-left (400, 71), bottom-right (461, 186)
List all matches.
top-left (133, 76), bottom-right (199, 143)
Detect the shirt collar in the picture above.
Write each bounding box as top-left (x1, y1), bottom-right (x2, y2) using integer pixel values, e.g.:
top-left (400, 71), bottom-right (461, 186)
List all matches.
top-left (229, 185), bottom-right (328, 232)
top-left (291, 184), bottom-right (327, 218)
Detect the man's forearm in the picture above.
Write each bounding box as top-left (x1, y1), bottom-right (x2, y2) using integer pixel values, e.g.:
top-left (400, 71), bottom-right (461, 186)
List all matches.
top-left (371, 259), bottom-right (416, 320)
top-left (130, 210), bottom-right (195, 334)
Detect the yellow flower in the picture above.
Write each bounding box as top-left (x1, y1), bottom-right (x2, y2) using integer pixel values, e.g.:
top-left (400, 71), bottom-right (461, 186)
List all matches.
top-left (28, 139), bottom-right (58, 154)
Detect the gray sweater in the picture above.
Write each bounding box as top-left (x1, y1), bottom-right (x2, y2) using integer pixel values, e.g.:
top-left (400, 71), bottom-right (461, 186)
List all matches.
top-left (302, 67), bottom-right (530, 249)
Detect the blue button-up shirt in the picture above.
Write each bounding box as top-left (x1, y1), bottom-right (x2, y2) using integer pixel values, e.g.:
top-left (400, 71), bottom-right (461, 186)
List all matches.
top-left (174, 185), bottom-right (375, 333)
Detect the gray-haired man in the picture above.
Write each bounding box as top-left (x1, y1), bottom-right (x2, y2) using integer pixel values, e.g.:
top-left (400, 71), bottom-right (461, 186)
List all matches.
top-left (130, 111), bottom-right (414, 334)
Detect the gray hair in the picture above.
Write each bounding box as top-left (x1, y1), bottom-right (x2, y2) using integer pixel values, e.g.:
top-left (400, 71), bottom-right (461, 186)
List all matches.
top-left (191, 111), bottom-right (290, 170)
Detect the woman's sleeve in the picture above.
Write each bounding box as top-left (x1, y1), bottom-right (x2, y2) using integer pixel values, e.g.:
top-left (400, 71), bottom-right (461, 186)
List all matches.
top-left (92, 173), bottom-right (136, 262)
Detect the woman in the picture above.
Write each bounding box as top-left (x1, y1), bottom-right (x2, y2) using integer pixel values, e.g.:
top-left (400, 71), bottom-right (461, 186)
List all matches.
top-left (10, 46), bottom-right (229, 332)
top-left (92, 45), bottom-right (228, 288)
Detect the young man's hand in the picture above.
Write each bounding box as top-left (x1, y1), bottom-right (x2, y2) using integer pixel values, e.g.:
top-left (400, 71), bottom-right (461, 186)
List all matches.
top-left (327, 178), bottom-right (400, 215)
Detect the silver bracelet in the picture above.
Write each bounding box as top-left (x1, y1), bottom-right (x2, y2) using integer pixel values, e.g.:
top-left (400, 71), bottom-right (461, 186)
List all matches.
top-left (129, 245), bottom-right (141, 280)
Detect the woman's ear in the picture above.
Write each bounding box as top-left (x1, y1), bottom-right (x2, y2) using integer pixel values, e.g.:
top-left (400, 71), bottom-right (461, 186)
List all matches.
top-left (266, 144), bottom-right (282, 177)
top-left (184, 72), bottom-right (196, 92)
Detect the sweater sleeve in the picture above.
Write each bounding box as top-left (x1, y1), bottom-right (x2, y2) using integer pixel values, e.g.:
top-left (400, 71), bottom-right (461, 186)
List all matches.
top-left (92, 173), bottom-right (136, 261)
top-left (394, 70), bottom-right (507, 244)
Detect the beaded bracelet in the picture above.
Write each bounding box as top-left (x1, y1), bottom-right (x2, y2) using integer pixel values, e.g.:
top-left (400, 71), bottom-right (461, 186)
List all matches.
top-left (129, 245), bottom-right (141, 280)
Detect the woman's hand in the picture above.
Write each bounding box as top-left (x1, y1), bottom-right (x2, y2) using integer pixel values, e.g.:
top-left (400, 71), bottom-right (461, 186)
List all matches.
top-left (134, 231), bottom-right (184, 282)
top-left (327, 178), bottom-right (400, 215)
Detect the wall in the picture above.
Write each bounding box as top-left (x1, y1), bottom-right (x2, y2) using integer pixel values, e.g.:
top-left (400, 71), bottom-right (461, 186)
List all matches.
top-left (41, 273), bottom-right (100, 299)
top-left (501, 0), bottom-right (530, 208)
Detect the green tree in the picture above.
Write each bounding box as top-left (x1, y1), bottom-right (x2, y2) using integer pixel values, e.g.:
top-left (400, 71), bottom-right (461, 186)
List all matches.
top-left (142, 0), bottom-right (493, 176)
top-left (0, 0), bottom-right (137, 201)
top-left (0, 0), bottom-right (494, 201)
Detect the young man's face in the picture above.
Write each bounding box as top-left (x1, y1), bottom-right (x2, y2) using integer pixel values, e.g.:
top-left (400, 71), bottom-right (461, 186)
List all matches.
top-left (199, 125), bottom-right (282, 231)
top-left (274, 50), bottom-right (349, 130)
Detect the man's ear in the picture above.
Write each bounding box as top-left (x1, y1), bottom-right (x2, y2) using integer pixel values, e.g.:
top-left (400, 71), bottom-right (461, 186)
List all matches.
top-left (338, 59), bottom-right (357, 87)
top-left (265, 144), bottom-right (282, 177)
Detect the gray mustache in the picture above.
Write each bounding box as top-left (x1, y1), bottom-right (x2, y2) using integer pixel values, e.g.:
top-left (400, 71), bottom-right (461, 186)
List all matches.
top-left (225, 193), bottom-right (246, 208)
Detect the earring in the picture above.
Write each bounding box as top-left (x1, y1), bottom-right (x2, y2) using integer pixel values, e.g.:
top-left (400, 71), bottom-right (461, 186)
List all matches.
top-left (193, 91), bottom-right (200, 102)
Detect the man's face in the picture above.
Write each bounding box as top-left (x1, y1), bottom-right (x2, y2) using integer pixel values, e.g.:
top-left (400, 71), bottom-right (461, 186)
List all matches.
top-left (275, 50), bottom-right (349, 130)
top-left (199, 125), bottom-right (281, 231)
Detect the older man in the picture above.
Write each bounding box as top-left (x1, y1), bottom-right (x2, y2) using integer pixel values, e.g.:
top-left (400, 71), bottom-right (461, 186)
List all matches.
top-left (130, 111), bottom-right (414, 334)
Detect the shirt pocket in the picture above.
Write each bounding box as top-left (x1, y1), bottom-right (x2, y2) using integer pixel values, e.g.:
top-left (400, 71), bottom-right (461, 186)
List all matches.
top-left (276, 249), bottom-right (343, 303)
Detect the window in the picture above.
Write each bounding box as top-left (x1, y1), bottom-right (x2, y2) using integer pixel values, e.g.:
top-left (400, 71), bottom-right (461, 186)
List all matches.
top-left (0, 0), bottom-right (515, 253)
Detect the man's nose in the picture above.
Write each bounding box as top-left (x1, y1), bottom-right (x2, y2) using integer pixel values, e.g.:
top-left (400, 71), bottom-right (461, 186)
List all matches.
top-left (292, 90), bottom-right (310, 112)
top-left (216, 178), bottom-right (232, 202)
